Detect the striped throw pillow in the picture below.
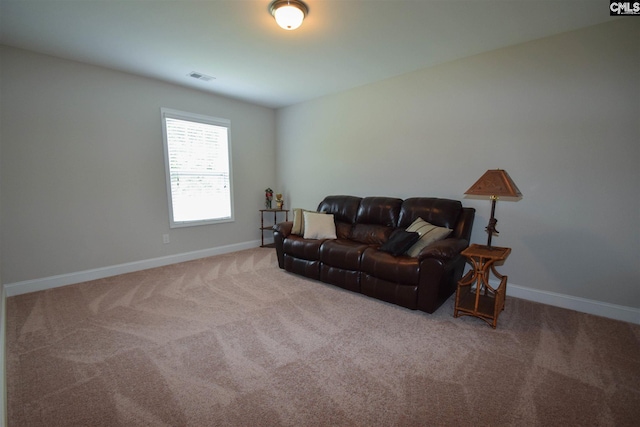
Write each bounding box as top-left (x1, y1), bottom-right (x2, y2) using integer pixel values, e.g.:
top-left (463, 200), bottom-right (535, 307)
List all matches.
top-left (404, 217), bottom-right (452, 257)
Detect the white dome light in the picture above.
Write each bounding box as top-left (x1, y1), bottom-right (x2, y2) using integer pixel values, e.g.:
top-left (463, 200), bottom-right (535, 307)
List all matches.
top-left (269, 0), bottom-right (309, 31)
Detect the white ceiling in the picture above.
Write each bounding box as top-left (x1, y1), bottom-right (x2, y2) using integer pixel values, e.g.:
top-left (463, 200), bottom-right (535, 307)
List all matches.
top-left (0, 0), bottom-right (614, 108)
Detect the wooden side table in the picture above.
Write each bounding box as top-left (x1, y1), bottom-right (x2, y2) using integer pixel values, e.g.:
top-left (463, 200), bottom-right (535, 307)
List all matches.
top-left (260, 209), bottom-right (288, 248)
top-left (454, 243), bottom-right (511, 328)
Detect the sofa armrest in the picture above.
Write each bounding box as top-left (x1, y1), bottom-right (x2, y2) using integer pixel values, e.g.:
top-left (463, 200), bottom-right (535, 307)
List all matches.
top-left (273, 221), bottom-right (293, 269)
top-left (416, 238), bottom-right (469, 262)
top-left (273, 221), bottom-right (293, 238)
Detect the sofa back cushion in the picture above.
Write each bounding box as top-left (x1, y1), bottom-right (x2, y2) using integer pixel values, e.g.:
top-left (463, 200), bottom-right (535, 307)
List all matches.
top-left (356, 197), bottom-right (403, 226)
top-left (349, 197), bottom-right (402, 245)
top-left (317, 195), bottom-right (362, 224)
top-left (397, 198), bottom-right (462, 236)
top-left (317, 195), bottom-right (363, 239)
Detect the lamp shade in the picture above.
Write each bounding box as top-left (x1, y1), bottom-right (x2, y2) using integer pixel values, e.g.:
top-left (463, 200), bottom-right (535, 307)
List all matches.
top-left (465, 169), bottom-right (522, 198)
top-left (270, 0), bottom-right (308, 30)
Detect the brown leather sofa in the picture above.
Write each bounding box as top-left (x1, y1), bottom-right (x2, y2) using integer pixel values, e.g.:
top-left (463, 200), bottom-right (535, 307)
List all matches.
top-left (273, 195), bottom-right (475, 313)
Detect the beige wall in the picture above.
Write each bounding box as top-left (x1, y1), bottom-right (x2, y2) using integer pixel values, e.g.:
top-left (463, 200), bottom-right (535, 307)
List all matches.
top-left (0, 46), bottom-right (276, 284)
top-left (276, 20), bottom-right (640, 309)
top-left (1, 20), bottom-right (638, 315)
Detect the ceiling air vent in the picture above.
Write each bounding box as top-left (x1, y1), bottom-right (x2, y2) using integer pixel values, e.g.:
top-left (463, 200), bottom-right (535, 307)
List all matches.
top-left (188, 71), bottom-right (215, 82)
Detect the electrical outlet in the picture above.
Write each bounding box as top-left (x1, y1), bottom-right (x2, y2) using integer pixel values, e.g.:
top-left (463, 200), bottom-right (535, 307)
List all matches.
top-left (162, 234), bottom-right (170, 244)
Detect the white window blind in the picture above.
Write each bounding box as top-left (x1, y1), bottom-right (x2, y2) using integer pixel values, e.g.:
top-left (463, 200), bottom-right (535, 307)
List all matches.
top-left (161, 108), bottom-right (234, 227)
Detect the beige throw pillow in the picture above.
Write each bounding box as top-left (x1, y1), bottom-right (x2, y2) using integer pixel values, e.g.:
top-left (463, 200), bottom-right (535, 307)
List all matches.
top-left (303, 212), bottom-right (337, 240)
top-left (292, 208), bottom-right (305, 235)
top-left (292, 208), bottom-right (326, 235)
top-left (405, 217), bottom-right (452, 257)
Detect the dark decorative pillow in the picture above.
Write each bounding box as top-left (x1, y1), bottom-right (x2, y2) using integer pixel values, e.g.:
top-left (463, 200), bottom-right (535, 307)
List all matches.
top-left (379, 230), bottom-right (420, 256)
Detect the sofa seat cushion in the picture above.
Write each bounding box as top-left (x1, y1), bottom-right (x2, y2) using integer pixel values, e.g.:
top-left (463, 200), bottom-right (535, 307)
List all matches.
top-left (320, 239), bottom-right (370, 270)
top-left (360, 247), bottom-right (420, 285)
top-left (283, 234), bottom-right (324, 261)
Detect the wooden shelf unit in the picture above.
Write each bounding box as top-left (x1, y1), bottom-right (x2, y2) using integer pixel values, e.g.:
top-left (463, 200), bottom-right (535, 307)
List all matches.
top-left (260, 209), bottom-right (288, 248)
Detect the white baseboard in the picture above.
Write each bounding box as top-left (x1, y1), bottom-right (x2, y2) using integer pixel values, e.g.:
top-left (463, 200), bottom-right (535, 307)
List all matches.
top-left (2, 244), bottom-right (637, 326)
top-left (0, 284), bottom-right (6, 427)
top-left (3, 240), bottom-right (266, 298)
top-left (505, 282), bottom-right (640, 325)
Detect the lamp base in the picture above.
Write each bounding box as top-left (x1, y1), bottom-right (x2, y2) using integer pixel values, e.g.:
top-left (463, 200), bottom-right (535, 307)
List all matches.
top-left (485, 196), bottom-right (499, 249)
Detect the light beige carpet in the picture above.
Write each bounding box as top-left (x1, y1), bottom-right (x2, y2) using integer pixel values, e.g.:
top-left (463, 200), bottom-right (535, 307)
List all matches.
top-left (6, 247), bottom-right (640, 426)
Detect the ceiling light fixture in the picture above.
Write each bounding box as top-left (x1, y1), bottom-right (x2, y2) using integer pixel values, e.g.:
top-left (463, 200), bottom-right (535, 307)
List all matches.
top-left (269, 0), bottom-right (309, 31)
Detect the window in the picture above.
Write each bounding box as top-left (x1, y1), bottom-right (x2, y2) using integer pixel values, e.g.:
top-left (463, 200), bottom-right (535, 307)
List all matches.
top-left (161, 108), bottom-right (234, 228)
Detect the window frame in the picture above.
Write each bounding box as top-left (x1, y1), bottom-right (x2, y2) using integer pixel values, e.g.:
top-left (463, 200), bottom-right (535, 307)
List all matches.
top-left (161, 108), bottom-right (234, 228)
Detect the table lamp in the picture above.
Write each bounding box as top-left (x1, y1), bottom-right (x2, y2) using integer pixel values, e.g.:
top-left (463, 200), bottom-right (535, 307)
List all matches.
top-left (465, 169), bottom-right (522, 249)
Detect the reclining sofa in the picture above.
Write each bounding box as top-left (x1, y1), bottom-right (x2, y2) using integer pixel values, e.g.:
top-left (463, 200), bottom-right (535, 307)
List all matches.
top-left (273, 196), bottom-right (475, 313)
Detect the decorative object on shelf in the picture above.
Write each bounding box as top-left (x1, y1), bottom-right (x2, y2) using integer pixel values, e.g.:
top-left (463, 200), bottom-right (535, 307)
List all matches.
top-left (265, 188), bottom-right (273, 209)
top-left (269, 0), bottom-right (309, 30)
top-left (275, 193), bottom-right (284, 210)
top-left (465, 169), bottom-right (522, 249)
